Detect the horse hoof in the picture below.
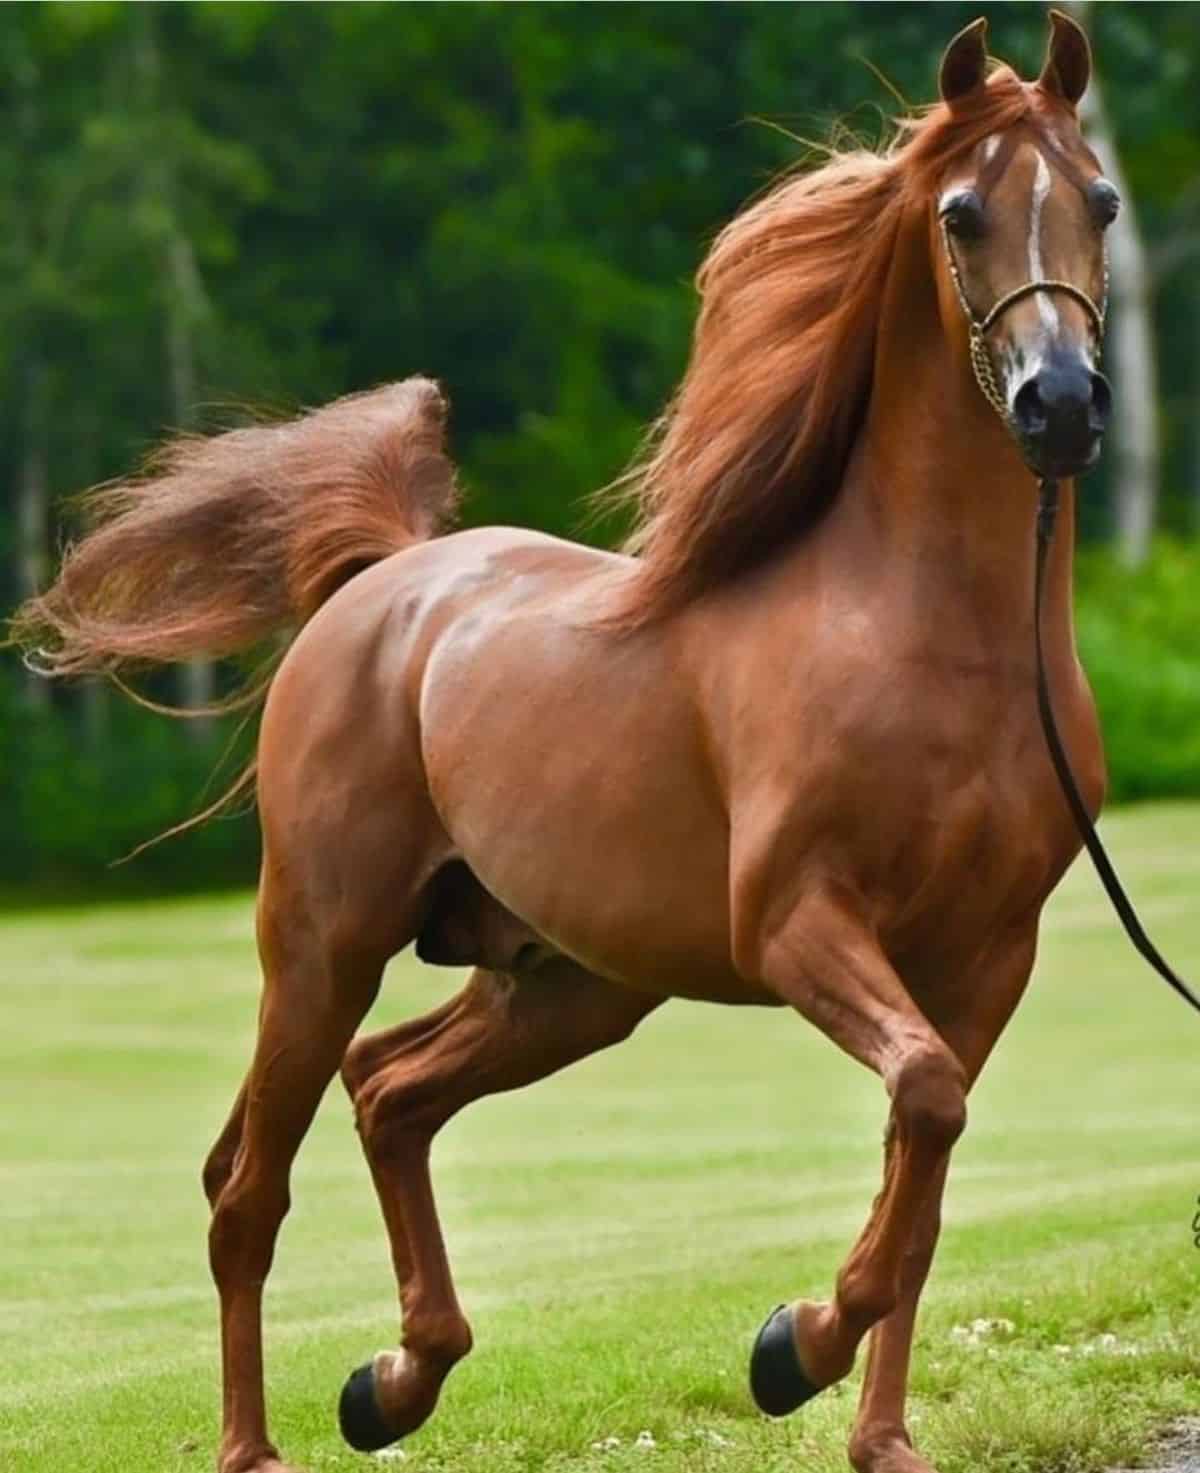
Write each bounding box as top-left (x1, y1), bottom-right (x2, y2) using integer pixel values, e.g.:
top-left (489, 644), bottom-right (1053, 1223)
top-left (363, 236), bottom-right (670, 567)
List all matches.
top-left (338, 1361), bottom-right (398, 1452)
top-left (749, 1304), bottom-right (823, 1417)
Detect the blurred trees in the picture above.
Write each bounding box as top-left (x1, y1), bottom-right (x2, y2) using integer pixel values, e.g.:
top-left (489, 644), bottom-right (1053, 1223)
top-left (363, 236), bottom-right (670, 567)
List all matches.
top-left (1070, 0), bottom-right (1159, 567)
top-left (2, 1), bottom-right (1199, 892)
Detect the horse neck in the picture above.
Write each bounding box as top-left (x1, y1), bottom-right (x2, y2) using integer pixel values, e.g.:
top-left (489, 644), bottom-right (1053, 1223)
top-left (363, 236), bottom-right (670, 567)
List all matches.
top-left (824, 207), bottom-right (1079, 662)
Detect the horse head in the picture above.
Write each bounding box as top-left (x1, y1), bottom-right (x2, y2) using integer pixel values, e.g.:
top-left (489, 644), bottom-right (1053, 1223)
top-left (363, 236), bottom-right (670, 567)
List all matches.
top-left (932, 12), bottom-right (1115, 480)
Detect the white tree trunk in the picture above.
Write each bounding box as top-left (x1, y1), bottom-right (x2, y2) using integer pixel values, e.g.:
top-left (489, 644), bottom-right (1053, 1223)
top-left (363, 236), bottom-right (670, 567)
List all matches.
top-left (13, 49), bottom-right (50, 710)
top-left (17, 359), bottom-right (50, 710)
top-left (166, 232), bottom-right (216, 717)
top-left (1071, 0), bottom-right (1159, 566)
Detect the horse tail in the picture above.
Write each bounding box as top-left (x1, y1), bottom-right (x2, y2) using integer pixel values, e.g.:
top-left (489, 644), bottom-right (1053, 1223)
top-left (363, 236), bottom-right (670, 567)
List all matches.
top-left (9, 377), bottom-right (459, 698)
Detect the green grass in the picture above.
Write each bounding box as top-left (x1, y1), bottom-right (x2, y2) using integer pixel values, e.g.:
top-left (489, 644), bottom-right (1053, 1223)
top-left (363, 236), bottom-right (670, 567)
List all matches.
top-left (2, 803), bottom-right (1199, 1473)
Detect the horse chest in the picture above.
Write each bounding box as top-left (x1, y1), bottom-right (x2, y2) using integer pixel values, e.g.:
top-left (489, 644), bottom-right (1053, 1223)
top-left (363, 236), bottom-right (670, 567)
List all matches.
top-left (847, 697), bottom-right (1094, 953)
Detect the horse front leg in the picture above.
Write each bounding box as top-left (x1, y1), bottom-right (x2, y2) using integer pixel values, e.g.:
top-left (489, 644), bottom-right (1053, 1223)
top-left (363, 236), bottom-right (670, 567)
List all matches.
top-left (743, 889), bottom-right (970, 1416)
top-left (848, 932), bottom-right (1037, 1473)
top-left (843, 1146), bottom-right (947, 1473)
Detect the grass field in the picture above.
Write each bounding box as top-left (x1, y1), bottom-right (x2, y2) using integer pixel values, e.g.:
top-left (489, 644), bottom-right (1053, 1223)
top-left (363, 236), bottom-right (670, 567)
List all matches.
top-left (3, 803), bottom-right (1199, 1473)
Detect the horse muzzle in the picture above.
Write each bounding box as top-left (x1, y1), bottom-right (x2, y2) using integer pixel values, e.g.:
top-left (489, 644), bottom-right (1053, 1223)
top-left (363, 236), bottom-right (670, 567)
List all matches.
top-left (1010, 350), bottom-right (1112, 480)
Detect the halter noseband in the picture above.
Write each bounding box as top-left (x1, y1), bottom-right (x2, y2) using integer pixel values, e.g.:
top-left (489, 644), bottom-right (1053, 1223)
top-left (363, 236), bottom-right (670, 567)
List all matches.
top-left (939, 218), bottom-right (1108, 424)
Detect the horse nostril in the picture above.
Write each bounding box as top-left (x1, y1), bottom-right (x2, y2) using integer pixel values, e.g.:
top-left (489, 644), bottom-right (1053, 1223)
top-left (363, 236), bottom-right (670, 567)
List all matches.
top-left (1089, 371), bottom-right (1113, 432)
top-left (1010, 357), bottom-right (1107, 472)
top-left (1012, 378), bottom-right (1047, 438)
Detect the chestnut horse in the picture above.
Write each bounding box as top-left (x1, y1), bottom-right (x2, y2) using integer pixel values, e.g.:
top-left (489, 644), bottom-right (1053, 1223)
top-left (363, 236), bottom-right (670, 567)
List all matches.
top-left (14, 14), bottom-right (1120, 1473)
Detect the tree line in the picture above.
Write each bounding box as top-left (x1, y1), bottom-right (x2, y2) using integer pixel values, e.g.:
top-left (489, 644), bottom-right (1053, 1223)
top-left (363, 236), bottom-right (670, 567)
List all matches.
top-left (4, 2), bottom-right (1200, 894)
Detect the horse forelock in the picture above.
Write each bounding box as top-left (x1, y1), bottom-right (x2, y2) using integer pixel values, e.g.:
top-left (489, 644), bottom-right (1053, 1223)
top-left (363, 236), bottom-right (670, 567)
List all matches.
top-left (601, 66), bottom-right (1047, 629)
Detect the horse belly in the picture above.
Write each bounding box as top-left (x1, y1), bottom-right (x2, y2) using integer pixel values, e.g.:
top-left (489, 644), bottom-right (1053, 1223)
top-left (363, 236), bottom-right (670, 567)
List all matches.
top-left (415, 592), bottom-right (742, 1000)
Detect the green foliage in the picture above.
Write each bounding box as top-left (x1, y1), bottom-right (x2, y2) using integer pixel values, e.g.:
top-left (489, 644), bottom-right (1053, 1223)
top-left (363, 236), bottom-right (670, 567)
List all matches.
top-left (0, 671), bottom-right (258, 896)
top-left (1077, 538), bottom-right (1200, 801)
top-left (3, 3), bottom-right (1200, 894)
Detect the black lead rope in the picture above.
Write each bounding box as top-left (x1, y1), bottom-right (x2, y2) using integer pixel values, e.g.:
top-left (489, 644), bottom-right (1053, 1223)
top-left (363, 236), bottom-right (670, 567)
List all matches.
top-left (1034, 477), bottom-right (1200, 1017)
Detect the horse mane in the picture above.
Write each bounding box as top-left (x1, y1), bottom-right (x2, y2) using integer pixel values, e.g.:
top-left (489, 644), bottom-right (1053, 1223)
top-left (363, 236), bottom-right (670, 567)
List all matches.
top-left (602, 66), bottom-right (1041, 628)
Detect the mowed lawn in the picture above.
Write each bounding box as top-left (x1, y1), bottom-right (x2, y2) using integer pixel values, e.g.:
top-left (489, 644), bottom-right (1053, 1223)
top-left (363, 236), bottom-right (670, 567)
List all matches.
top-left (2, 804), bottom-right (1198, 1473)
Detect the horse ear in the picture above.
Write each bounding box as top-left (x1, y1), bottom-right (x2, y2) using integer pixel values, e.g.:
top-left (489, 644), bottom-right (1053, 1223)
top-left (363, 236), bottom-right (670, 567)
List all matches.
top-left (939, 17), bottom-right (989, 107)
top-left (1038, 9), bottom-right (1091, 107)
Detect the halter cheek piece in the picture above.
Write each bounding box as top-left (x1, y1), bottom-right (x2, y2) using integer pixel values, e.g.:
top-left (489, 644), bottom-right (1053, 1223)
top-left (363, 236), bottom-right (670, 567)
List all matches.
top-left (938, 182), bottom-right (1200, 1019)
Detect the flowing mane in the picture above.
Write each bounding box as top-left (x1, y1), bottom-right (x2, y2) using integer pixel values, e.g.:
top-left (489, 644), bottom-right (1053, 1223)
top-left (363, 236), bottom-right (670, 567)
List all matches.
top-left (604, 66), bottom-right (1039, 628)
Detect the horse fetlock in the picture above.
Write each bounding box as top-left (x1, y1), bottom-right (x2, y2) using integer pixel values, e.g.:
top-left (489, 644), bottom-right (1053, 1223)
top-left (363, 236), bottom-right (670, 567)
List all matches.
top-left (216, 1436), bottom-right (288, 1473)
top-left (402, 1309), bottom-right (473, 1367)
top-left (835, 1264), bottom-right (900, 1331)
top-left (830, 1260), bottom-right (895, 1343)
top-left (849, 1422), bottom-right (930, 1473)
top-left (790, 1297), bottom-right (860, 1386)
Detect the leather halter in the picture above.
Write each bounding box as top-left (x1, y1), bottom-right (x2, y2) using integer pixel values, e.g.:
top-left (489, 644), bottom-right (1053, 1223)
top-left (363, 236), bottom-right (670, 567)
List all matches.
top-left (936, 155), bottom-right (1200, 1018)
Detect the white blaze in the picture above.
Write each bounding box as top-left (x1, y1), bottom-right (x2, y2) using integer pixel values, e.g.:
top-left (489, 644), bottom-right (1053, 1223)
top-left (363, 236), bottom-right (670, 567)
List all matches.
top-left (1029, 152), bottom-right (1058, 333)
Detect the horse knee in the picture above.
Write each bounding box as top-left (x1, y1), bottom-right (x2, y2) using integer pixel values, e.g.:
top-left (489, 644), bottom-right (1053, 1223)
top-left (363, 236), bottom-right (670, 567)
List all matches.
top-left (893, 1046), bottom-right (967, 1153)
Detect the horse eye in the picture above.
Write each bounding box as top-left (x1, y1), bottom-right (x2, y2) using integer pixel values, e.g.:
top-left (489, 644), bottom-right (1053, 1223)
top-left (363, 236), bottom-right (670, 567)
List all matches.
top-left (940, 190), bottom-right (985, 241)
top-left (1088, 178), bottom-right (1121, 228)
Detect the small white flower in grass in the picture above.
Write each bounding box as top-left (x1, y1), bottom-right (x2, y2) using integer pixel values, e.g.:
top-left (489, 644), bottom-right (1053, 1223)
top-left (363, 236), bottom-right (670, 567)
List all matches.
top-left (951, 1317), bottom-right (1015, 1349)
top-left (591, 1436), bottom-right (622, 1452)
top-left (1073, 1332), bottom-right (1141, 1358)
top-left (673, 1429), bottom-right (733, 1448)
top-left (635, 1430), bottom-right (657, 1450)
top-left (374, 1450), bottom-right (406, 1463)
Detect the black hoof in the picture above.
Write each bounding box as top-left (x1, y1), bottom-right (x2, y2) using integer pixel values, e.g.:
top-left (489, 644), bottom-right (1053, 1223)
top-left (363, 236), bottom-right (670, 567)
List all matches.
top-left (749, 1304), bottom-right (823, 1417)
top-left (339, 1361), bottom-right (398, 1452)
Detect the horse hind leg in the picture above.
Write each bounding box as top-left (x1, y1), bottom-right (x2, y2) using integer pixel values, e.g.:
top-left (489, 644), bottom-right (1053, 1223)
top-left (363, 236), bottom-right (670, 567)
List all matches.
top-left (336, 960), bottom-right (661, 1453)
top-left (203, 1083), bottom-right (248, 1209)
top-left (204, 868), bottom-right (406, 1473)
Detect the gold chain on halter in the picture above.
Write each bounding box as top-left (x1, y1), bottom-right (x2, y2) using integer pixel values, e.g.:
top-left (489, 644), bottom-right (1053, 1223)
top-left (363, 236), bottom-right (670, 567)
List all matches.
top-left (940, 220), bottom-right (1108, 424)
